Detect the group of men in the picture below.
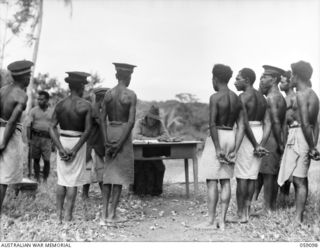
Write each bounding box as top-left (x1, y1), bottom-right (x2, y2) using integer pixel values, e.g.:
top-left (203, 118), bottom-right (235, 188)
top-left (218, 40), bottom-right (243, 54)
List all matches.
top-left (0, 59), bottom-right (319, 230)
top-left (198, 61), bottom-right (319, 230)
top-left (0, 60), bottom-right (138, 224)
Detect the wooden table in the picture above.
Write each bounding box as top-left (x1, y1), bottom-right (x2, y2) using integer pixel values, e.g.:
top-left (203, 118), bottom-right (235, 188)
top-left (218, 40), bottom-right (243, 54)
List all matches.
top-left (133, 140), bottom-right (202, 198)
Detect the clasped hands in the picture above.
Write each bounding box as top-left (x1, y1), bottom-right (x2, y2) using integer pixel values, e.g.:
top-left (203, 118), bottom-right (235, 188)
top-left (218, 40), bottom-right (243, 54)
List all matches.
top-left (309, 148), bottom-right (320, 161)
top-left (105, 141), bottom-right (121, 159)
top-left (59, 148), bottom-right (76, 162)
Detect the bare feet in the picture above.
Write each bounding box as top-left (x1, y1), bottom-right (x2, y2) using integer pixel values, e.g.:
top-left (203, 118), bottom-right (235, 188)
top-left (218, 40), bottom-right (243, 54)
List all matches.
top-left (194, 221), bottom-right (218, 230)
top-left (106, 215), bottom-right (127, 223)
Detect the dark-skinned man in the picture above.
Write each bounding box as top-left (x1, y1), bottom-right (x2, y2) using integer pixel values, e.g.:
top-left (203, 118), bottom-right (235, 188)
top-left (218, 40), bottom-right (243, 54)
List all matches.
top-left (234, 68), bottom-right (269, 223)
top-left (254, 65), bottom-right (286, 212)
top-left (278, 61), bottom-right (320, 224)
top-left (0, 60), bottom-right (33, 215)
top-left (278, 70), bottom-right (295, 206)
top-left (196, 64), bottom-right (241, 231)
top-left (27, 90), bottom-right (53, 183)
top-left (49, 71), bottom-right (92, 223)
top-left (82, 87), bottom-right (109, 199)
top-left (100, 63), bottom-right (137, 224)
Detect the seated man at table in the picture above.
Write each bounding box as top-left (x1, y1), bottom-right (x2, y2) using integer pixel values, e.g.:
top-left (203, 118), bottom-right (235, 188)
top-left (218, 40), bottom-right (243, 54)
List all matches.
top-left (133, 105), bottom-right (170, 196)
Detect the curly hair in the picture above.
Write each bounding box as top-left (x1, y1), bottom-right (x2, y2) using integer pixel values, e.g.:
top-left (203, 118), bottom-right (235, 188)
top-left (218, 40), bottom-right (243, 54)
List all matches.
top-left (239, 68), bottom-right (256, 85)
top-left (212, 64), bottom-right (233, 83)
top-left (291, 60), bottom-right (313, 82)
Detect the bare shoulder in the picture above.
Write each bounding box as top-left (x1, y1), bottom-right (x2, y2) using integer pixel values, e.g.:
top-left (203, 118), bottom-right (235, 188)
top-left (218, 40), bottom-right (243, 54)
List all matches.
top-left (104, 89), bottom-right (113, 103)
top-left (76, 97), bottom-right (91, 110)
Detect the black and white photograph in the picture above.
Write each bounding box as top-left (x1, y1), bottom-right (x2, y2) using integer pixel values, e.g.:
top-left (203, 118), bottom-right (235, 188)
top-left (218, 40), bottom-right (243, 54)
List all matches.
top-left (0, 0), bottom-right (319, 244)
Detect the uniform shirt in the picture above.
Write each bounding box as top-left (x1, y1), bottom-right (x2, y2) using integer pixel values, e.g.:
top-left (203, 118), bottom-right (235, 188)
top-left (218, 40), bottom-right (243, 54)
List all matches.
top-left (133, 118), bottom-right (169, 140)
top-left (27, 106), bottom-right (53, 132)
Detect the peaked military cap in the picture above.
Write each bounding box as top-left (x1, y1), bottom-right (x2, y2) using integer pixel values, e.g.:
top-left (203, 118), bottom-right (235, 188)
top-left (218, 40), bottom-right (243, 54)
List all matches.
top-left (65, 71), bottom-right (90, 84)
top-left (113, 63), bottom-right (136, 74)
top-left (262, 65), bottom-right (285, 76)
top-left (93, 87), bottom-right (109, 96)
top-left (7, 60), bottom-right (34, 76)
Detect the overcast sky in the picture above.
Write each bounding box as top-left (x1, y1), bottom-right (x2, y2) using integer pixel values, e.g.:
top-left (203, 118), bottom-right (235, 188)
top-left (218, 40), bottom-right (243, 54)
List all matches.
top-left (2, 0), bottom-right (320, 102)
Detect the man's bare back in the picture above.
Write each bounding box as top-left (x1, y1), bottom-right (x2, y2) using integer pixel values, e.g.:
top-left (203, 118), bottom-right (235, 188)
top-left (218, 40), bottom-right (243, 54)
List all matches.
top-left (210, 90), bottom-right (241, 127)
top-left (294, 88), bottom-right (319, 126)
top-left (103, 86), bottom-right (136, 123)
top-left (0, 84), bottom-right (27, 122)
top-left (240, 88), bottom-right (267, 122)
top-left (54, 96), bottom-right (91, 132)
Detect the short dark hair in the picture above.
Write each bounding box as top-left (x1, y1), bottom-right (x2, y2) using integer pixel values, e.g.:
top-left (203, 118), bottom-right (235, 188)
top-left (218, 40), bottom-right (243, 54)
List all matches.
top-left (283, 70), bottom-right (291, 80)
top-left (240, 68), bottom-right (256, 85)
top-left (116, 71), bottom-right (131, 81)
top-left (291, 60), bottom-right (313, 82)
top-left (69, 82), bottom-right (84, 91)
top-left (38, 90), bottom-right (50, 100)
top-left (212, 64), bottom-right (233, 83)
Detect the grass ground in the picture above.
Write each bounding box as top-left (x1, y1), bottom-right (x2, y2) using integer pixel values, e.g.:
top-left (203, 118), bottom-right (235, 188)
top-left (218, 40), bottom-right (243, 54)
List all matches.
top-left (0, 156), bottom-right (319, 242)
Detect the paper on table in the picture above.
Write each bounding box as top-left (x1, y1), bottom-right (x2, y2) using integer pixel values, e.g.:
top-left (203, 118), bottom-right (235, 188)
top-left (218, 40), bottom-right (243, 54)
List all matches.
top-left (133, 139), bottom-right (159, 144)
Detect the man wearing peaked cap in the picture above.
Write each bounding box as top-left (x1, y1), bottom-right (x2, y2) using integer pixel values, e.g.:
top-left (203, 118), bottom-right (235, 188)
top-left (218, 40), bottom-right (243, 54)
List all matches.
top-left (49, 70), bottom-right (92, 223)
top-left (277, 60), bottom-right (320, 224)
top-left (82, 87), bottom-right (109, 199)
top-left (100, 62), bottom-right (137, 224)
top-left (0, 60), bottom-right (33, 214)
top-left (254, 65), bottom-right (287, 212)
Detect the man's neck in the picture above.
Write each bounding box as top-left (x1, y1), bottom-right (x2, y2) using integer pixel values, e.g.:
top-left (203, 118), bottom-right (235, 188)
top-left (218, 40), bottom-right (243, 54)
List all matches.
top-left (244, 84), bottom-right (254, 92)
top-left (70, 91), bottom-right (81, 98)
top-left (296, 81), bottom-right (309, 92)
top-left (39, 105), bottom-right (48, 111)
top-left (285, 88), bottom-right (294, 96)
top-left (217, 83), bottom-right (229, 92)
top-left (13, 81), bottom-right (26, 90)
top-left (267, 84), bottom-right (280, 95)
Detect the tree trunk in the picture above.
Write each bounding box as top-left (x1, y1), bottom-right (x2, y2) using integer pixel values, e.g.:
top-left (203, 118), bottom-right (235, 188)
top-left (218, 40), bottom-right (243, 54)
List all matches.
top-left (26, 0), bottom-right (43, 113)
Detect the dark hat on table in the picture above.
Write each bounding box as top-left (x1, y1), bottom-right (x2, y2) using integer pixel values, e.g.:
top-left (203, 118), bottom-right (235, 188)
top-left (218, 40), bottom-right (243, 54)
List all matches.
top-left (146, 105), bottom-right (161, 121)
top-left (65, 71), bottom-right (90, 84)
top-left (113, 63), bottom-right (136, 74)
top-left (262, 65), bottom-right (285, 76)
top-left (93, 87), bottom-right (109, 96)
top-left (7, 60), bottom-right (34, 76)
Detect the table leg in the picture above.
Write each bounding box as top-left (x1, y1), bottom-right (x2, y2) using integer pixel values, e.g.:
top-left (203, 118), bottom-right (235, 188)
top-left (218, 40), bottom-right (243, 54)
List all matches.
top-left (184, 158), bottom-right (189, 198)
top-left (192, 154), bottom-right (199, 197)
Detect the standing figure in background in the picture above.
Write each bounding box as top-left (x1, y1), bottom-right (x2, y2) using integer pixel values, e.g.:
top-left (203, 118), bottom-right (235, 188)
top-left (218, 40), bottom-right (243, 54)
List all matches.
top-left (27, 90), bottom-right (53, 183)
top-left (278, 70), bottom-right (295, 206)
top-left (0, 60), bottom-right (33, 214)
top-left (82, 88), bottom-right (109, 199)
top-left (133, 105), bottom-right (170, 196)
top-left (49, 71), bottom-right (92, 223)
top-left (196, 64), bottom-right (241, 230)
top-left (100, 63), bottom-right (137, 224)
top-left (234, 68), bottom-right (269, 223)
top-left (277, 61), bottom-right (320, 224)
top-left (254, 65), bottom-right (286, 211)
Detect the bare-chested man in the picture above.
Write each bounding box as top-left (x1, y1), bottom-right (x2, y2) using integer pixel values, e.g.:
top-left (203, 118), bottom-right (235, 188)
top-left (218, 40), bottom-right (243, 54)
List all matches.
top-left (278, 70), bottom-right (295, 206)
top-left (100, 63), bottom-right (137, 224)
top-left (278, 61), bottom-right (320, 224)
top-left (0, 60), bottom-right (33, 214)
top-left (49, 71), bottom-right (92, 223)
top-left (254, 65), bottom-right (286, 211)
top-left (196, 64), bottom-right (241, 230)
top-left (234, 68), bottom-right (269, 223)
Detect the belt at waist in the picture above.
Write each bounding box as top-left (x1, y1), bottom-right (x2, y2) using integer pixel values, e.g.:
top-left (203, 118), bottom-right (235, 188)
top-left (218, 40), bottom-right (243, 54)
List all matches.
top-left (216, 126), bottom-right (233, 130)
top-left (60, 133), bottom-right (82, 138)
top-left (32, 129), bottom-right (51, 138)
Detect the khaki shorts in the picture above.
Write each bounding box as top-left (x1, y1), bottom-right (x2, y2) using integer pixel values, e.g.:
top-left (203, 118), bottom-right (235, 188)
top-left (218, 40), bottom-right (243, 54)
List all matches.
top-left (31, 135), bottom-right (52, 161)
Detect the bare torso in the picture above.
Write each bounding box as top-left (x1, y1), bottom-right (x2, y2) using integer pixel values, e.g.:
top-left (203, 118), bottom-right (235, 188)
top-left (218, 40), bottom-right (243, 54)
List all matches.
top-left (267, 90), bottom-right (286, 129)
top-left (55, 96), bottom-right (91, 132)
top-left (103, 85), bottom-right (136, 122)
top-left (0, 84), bottom-right (27, 122)
top-left (294, 88), bottom-right (319, 126)
top-left (210, 89), bottom-right (241, 127)
top-left (240, 88), bottom-right (267, 121)
top-left (285, 92), bottom-right (296, 125)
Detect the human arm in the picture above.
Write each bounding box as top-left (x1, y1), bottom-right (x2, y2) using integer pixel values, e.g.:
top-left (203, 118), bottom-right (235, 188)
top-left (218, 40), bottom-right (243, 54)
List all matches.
top-left (240, 94), bottom-right (259, 149)
top-left (49, 106), bottom-right (69, 160)
top-left (108, 93), bottom-right (137, 158)
top-left (0, 96), bottom-right (27, 152)
top-left (68, 102), bottom-right (93, 161)
top-left (209, 95), bottom-right (224, 160)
